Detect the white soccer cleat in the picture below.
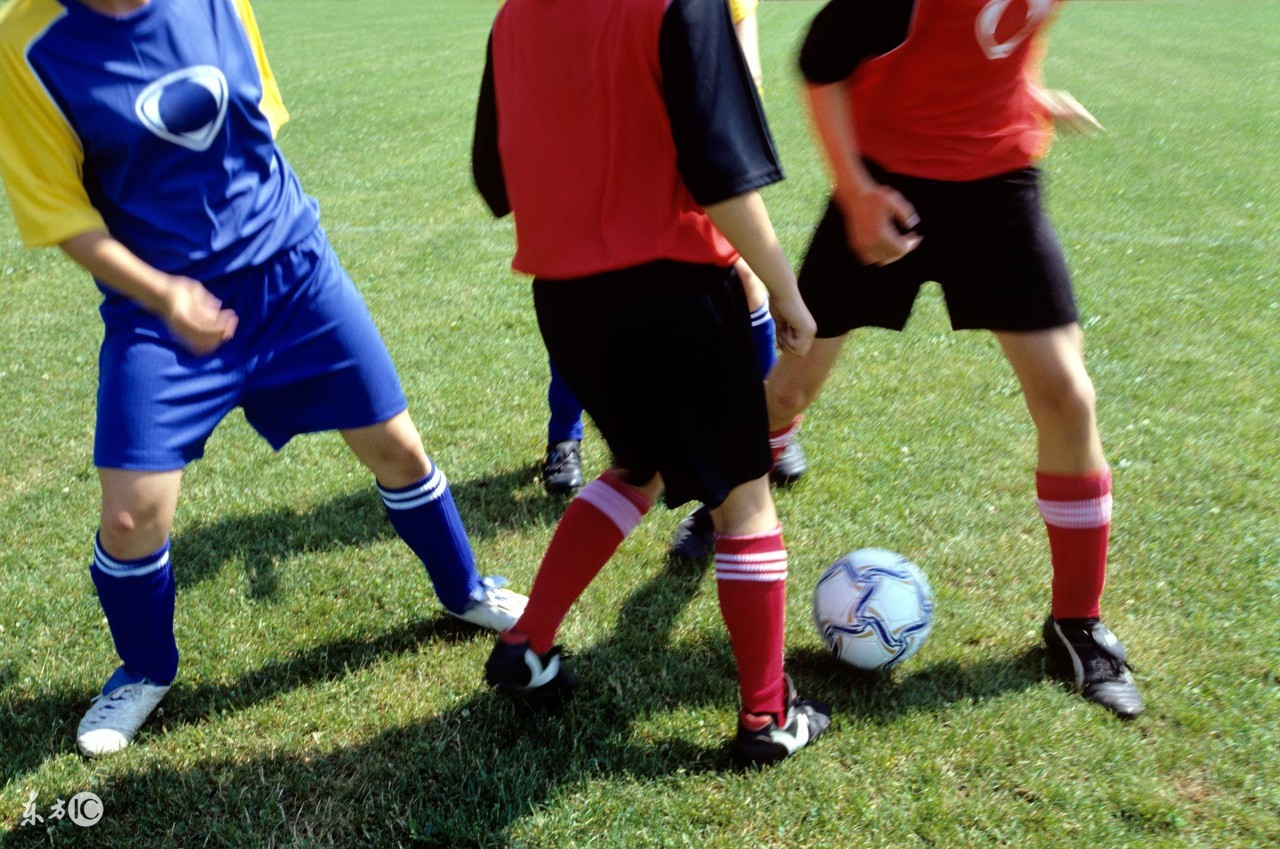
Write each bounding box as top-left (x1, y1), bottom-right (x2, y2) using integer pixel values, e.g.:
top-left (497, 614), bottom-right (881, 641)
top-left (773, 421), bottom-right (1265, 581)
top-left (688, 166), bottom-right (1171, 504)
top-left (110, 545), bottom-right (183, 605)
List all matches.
top-left (449, 576), bottom-right (528, 632)
top-left (76, 680), bottom-right (171, 757)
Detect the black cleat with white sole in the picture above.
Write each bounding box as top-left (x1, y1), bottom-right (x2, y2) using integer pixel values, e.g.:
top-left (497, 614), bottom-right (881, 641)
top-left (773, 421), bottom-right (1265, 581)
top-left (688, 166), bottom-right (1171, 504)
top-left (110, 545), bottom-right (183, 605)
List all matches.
top-left (485, 636), bottom-right (578, 709)
top-left (732, 675), bottom-right (831, 768)
top-left (769, 439), bottom-right (808, 487)
top-left (1043, 615), bottom-right (1145, 719)
top-left (542, 439), bottom-right (584, 495)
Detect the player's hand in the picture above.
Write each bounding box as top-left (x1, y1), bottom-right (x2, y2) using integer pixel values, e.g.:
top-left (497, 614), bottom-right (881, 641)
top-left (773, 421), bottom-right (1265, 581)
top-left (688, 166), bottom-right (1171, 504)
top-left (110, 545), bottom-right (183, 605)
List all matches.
top-left (161, 276), bottom-right (238, 355)
top-left (769, 290), bottom-right (816, 358)
top-left (839, 184), bottom-right (922, 267)
top-left (1037, 88), bottom-right (1104, 135)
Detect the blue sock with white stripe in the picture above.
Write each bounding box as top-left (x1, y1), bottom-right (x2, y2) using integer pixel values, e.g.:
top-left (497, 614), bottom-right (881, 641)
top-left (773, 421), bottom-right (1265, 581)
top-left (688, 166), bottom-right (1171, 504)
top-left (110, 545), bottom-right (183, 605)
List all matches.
top-left (379, 461), bottom-right (481, 614)
top-left (90, 534), bottom-right (179, 691)
top-left (749, 300), bottom-right (777, 378)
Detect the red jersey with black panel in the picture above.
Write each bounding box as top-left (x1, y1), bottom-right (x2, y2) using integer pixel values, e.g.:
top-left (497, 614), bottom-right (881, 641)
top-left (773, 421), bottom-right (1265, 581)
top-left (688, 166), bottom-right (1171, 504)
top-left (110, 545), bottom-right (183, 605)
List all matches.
top-left (801, 0), bottom-right (1061, 181)
top-left (475, 0), bottom-right (782, 279)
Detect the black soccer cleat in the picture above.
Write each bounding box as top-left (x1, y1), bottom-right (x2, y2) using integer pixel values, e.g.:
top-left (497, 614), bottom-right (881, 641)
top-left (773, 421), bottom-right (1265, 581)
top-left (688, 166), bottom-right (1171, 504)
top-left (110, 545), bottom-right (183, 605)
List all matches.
top-left (769, 439), bottom-right (808, 487)
top-left (542, 439), bottom-right (584, 495)
top-left (667, 505), bottom-right (715, 561)
top-left (732, 675), bottom-right (832, 768)
top-left (485, 635), bottom-right (578, 709)
top-left (1043, 615), bottom-right (1145, 719)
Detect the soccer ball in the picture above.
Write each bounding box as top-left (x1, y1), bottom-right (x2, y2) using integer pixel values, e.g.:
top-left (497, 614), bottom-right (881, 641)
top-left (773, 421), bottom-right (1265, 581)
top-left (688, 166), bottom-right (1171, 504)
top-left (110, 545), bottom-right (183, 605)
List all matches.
top-left (812, 548), bottom-right (935, 671)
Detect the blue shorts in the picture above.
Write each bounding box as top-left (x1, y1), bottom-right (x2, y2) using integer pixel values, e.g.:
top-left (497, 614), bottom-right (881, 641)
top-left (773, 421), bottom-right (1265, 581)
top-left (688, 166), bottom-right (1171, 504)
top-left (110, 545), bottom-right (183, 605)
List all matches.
top-left (95, 227), bottom-right (408, 471)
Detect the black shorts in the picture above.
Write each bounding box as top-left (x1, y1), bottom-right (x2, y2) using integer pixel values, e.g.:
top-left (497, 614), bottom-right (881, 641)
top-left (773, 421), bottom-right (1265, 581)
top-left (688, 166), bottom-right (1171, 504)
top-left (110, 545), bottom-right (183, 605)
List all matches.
top-left (798, 164), bottom-right (1079, 337)
top-left (533, 261), bottom-right (771, 510)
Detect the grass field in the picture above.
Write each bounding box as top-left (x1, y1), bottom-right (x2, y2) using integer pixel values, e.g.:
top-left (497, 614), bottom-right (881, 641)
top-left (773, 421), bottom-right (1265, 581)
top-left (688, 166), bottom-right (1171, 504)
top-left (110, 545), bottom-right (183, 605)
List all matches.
top-left (1, 0), bottom-right (1277, 846)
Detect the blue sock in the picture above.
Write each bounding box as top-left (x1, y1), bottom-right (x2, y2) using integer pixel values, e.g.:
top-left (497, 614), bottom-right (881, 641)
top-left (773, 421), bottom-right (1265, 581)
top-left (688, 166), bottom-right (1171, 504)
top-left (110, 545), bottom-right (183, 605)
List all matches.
top-left (547, 358), bottom-right (585, 444)
top-left (749, 300), bottom-right (778, 378)
top-left (379, 462), bottom-right (481, 614)
top-left (90, 534), bottom-right (179, 691)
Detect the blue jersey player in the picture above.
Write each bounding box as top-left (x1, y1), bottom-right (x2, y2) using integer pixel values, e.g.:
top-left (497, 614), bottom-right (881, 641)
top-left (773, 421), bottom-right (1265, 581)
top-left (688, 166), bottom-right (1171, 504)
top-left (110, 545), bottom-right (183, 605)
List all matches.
top-left (0, 0), bottom-right (527, 757)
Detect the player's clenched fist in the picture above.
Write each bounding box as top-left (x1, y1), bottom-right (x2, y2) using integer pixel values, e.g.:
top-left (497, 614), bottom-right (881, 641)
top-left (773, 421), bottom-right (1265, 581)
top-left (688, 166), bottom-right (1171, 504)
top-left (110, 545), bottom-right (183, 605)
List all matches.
top-left (161, 276), bottom-right (239, 355)
top-left (838, 183), bottom-right (921, 267)
top-left (770, 291), bottom-right (816, 358)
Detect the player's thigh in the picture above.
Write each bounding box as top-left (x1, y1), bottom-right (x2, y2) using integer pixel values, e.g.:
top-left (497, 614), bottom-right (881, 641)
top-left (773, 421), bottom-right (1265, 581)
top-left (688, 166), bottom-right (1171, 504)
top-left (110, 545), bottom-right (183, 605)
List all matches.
top-left (95, 324), bottom-right (242, 470)
top-left (241, 234), bottom-right (408, 447)
top-left (935, 170), bottom-right (1079, 331)
top-left (798, 198), bottom-right (923, 336)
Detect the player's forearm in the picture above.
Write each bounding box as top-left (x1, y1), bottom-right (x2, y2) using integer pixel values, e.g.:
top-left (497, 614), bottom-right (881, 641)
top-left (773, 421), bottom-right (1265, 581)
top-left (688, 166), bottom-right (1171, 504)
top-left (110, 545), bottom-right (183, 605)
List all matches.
top-left (703, 191), bottom-right (797, 301)
top-left (472, 40), bottom-right (510, 218)
top-left (59, 230), bottom-right (183, 316)
top-left (805, 81), bottom-right (876, 201)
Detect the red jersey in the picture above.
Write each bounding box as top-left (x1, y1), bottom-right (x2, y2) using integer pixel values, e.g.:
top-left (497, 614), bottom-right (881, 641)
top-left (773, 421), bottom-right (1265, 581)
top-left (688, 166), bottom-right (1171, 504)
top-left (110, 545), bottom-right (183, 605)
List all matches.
top-left (804, 0), bottom-right (1061, 181)
top-left (477, 0), bottom-right (781, 279)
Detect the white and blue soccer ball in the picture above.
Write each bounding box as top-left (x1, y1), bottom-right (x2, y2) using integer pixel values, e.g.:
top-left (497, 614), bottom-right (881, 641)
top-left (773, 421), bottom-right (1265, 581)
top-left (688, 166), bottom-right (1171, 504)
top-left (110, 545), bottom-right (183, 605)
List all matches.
top-left (813, 548), bottom-right (935, 671)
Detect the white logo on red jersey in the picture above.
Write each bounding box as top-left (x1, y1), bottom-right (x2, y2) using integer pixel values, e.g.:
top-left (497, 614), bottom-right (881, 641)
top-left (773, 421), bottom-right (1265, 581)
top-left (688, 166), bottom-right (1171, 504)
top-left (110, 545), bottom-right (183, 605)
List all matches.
top-left (975, 0), bottom-right (1054, 60)
top-left (134, 66), bottom-right (228, 152)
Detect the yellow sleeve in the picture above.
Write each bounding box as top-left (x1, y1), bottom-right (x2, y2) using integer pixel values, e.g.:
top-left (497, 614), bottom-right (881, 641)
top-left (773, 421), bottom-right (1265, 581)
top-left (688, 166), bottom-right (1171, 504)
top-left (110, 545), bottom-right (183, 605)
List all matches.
top-left (0, 0), bottom-right (107, 247)
top-left (727, 0), bottom-right (759, 26)
top-left (232, 0), bottom-right (290, 136)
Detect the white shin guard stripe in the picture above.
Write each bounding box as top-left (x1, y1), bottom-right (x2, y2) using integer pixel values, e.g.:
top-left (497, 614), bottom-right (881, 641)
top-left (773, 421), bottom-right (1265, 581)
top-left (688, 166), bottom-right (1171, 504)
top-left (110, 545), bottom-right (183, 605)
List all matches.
top-left (577, 478), bottom-right (644, 535)
top-left (1037, 494), bottom-right (1112, 529)
top-left (716, 553), bottom-right (787, 583)
top-left (380, 466), bottom-right (447, 512)
top-left (93, 540), bottom-right (169, 579)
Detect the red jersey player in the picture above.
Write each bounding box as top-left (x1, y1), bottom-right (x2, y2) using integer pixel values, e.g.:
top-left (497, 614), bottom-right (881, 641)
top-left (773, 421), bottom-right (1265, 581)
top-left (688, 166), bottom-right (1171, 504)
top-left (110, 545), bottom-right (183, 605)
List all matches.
top-left (766, 0), bottom-right (1143, 718)
top-left (473, 0), bottom-right (830, 766)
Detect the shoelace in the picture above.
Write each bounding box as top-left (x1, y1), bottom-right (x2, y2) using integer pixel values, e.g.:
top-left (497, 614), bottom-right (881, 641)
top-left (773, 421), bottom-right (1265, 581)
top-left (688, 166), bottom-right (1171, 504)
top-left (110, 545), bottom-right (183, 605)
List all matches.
top-left (82, 688), bottom-right (135, 725)
top-left (1086, 632), bottom-right (1138, 676)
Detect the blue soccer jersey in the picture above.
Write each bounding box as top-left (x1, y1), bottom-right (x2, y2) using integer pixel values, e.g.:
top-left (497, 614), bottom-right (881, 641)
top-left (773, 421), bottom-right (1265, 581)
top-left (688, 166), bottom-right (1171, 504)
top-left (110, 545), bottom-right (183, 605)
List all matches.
top-left (0, 0), bottom-right (408, 470)
top-left (0, 0), bottom-right (318, 285)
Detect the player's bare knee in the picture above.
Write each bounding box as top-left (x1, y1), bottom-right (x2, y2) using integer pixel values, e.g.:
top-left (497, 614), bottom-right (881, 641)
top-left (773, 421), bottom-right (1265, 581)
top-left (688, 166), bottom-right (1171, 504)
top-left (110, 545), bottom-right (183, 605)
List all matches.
top-left (97, 508), bottom-right (158, 556)
top-left (99, 509), bottom-right (136, 539)
top-left (376, 446), bottom-right (432, 489)
top-left (1026, 377), bottom-right (1096, 428)
top-left (610, 468), bottom-right (662, 502)
top-left (768, 380), bottom-right (817, 421)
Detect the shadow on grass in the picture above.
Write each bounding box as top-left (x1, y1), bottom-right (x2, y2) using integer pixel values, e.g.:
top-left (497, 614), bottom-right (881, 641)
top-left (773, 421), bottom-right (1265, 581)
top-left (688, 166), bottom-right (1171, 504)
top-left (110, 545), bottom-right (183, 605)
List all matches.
top-left (786, 643), bottom-right (1048, 727)
top-left (0, 617), bottom-right (486, 792)
top-left (1, 552), bottom-right (718, 847)
top-left (2, 552), bottom-right (1049, 848)
top-left (0, 467), bottom-right (565, 791)
top-left (171, 465), bottom-right (569, 596)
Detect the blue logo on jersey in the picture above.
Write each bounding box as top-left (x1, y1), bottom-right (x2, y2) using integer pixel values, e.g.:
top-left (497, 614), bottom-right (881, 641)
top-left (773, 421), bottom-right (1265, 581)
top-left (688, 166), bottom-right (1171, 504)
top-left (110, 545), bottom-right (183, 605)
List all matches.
top-left (134, 66), bottom-right (229, 152)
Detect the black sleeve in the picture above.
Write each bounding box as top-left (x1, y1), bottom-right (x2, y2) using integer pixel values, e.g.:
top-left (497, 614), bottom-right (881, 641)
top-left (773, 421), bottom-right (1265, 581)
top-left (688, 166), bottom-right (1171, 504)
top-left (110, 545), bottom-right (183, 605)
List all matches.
top-left (798, 0), bottom-right (915, 85)
top-left (658, 0), bottom-right (782, 207)
top-left (471, 33), bottom-right (510, 219)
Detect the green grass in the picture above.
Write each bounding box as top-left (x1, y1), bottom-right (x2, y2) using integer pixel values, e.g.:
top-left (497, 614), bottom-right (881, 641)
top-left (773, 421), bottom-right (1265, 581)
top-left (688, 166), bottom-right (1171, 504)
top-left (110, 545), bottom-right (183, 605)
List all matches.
top-left (1, 0), bottom-right (1277, 846)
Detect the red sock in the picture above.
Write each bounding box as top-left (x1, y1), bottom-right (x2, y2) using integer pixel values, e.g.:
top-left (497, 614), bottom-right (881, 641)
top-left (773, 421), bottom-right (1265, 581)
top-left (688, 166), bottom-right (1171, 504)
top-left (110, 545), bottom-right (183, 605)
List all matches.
top-left (515, 472), bottom-right (652, 653)
top-left (1036, 468), bottom-right (1112, 620)
top-left (715, 526), bottom-right (788, 722)
top-left (768, 416), bottom-right (803, 465)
